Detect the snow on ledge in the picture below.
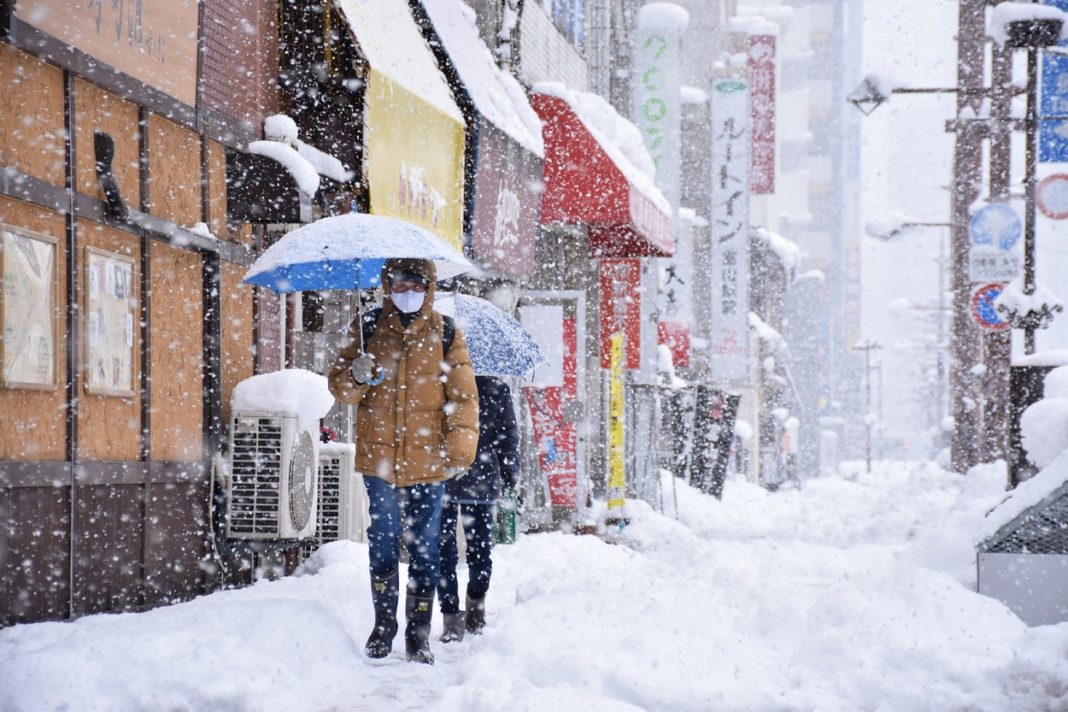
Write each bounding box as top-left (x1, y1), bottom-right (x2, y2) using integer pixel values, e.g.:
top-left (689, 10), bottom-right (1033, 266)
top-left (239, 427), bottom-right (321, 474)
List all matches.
top-left (232, 369), bottom-right (334, 434)
top-left (247, 140), bottom-right (320, 197)
top-left (1013, 349), bottom-right (1068, 367)
top-left (637, 3), bottom-right (690, 32)
top-left (977, 449), bottom-right (1068, 546)
top-left (989, 2), bottom-right (1068, 45)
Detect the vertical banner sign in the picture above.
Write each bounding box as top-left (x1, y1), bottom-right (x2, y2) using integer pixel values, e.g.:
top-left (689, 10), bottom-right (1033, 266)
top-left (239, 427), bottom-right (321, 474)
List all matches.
top-left (607, 333), bottom-right (626, 516)
top-left (1041, 0), bottom-right (1068, 163)
top-left (710, 79), bottom-right (751, 381)
top-left (633, 4), bottom-right (688, 211)
top-left (748, 34), bottom-right (776, 194)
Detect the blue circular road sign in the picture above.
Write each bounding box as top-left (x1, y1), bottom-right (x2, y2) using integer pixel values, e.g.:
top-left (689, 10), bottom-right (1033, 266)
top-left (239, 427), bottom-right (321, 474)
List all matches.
top-left (969, 204), bottom-right (1021, 252)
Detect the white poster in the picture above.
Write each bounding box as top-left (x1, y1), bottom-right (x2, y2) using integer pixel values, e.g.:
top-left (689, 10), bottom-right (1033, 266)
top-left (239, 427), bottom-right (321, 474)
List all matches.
top-left (709, 78), bottom-right (751, 382)
top-left (85, 248), bottom-right (136, 396)
top-left (2, 227), bottom-right (57, 388)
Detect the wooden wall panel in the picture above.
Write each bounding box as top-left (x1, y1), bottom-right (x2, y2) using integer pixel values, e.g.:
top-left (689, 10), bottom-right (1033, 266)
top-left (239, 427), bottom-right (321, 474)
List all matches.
top-left (147, 114), bottom-right (202, 228)
top-left (76, 221), bottom-right (141, 461)
top-left (74, 80), bottom-right (141, 208)
top-left (220, 261), bottom-right (255, 428)
top-left (0, 44), bottom-right (65, 186)
top-left (206, 140), bottom-right (228, 238)
top-left (71, 483), bottom-right (142, 615)
top-left (143, 476), bottom-right (208, 607)
top-left (0, 485), bottom-right (71, 625)
top-left (0, 197), bottom-right (67, 460)
top-left (149, 242), bottom-right (203, 460)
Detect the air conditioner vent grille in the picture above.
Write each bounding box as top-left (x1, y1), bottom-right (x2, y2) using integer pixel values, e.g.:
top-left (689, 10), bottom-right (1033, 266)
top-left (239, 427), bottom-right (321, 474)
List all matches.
top-left (229, 417), bottom-right (283, 536)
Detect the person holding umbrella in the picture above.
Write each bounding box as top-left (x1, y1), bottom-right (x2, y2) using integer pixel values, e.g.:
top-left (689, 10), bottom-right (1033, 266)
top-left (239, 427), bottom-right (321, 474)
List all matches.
top-left (328, 257), bottom-right (479, 665)
top-left (437, 374), bottom-right (520, 642)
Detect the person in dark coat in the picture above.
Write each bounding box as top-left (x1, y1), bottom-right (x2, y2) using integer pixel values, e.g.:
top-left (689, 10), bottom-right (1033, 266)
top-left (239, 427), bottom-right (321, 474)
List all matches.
top-left (437, 375), bottom-right (520, 641)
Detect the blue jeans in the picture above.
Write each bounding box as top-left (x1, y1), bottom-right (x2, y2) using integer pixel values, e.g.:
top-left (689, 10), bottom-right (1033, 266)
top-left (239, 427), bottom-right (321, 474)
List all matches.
top-left (437, 500), bottom-right (495, 614)
top-left (362, 475), bottom-right (444, 596)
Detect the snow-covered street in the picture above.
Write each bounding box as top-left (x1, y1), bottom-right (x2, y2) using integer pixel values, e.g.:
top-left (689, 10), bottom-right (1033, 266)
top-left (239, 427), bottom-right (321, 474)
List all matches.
top-left (3, 463), bottom-right (1067, 712)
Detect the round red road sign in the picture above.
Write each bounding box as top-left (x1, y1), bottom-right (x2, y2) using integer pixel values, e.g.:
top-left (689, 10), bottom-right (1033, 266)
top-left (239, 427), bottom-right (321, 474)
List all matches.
top-left (971, 283), bottom-right (1011, 332)
top-left (1037, 174), bottom-right (1068, 220)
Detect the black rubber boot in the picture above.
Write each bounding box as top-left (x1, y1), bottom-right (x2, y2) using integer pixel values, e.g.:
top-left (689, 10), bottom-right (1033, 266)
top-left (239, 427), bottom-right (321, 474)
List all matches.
top-left (465, 593), bottom-right (486, 634)
top-left (365, 570), bottom-right (399, 659)
top-left (439, 612), bottom-right (465, 643)
top-left (405, 593), bottom-right (435, 664)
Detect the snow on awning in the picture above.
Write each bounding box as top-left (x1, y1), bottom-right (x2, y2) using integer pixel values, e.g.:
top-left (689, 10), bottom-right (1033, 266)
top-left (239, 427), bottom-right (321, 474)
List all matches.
top-left (418, 0), bottom-right (542, 157)
top-left (337, 0), bottom-right (462, 123)
top-left (532, 82), bottom-right (673, 258)
top-left (247, 140), bottom-right (320, 198)
top-left (264, 115), bottom-right (354, 185)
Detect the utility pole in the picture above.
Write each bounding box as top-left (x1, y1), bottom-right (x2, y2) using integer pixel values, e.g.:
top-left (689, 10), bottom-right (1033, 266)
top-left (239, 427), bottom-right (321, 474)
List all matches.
top-left (853, 340), bottom-right (882, 473)
top-left (949, 0), bottom-right (988, 474)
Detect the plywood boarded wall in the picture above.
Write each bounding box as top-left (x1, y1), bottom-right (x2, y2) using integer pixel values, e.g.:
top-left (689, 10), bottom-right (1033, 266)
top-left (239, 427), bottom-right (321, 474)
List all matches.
top-left (220, 261), bottom-right (255, 428)
top-left (149, 242), bottom-right (203, 461)
top-left (147, 114), bottom-right (201, 228)
top-left (0, 44), bottom-right (65, 187)
top-left (74, 80), bottom-right (141, 209)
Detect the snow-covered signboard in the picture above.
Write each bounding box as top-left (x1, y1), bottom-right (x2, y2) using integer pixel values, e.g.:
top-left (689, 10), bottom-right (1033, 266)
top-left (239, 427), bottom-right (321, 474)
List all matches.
top-left (748, 34), bottom-right (776, 194)
top-left (710, 79), bottom-right (751, 382)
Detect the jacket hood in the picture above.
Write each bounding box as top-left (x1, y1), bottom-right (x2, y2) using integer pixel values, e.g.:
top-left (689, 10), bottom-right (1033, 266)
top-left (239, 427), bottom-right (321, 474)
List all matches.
top-left (382, 257), bottom-right (437, 316)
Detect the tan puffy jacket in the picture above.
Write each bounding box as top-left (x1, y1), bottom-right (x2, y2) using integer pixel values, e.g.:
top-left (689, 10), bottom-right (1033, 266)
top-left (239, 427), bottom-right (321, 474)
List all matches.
top-left (327, 261), bottom-right (479, 487)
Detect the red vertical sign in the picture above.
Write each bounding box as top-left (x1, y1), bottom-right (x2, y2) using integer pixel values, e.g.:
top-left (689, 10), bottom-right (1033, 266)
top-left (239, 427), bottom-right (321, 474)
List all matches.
top-left (523, 313), bottom-right (579, 509)
top-left (599, 258), bottom-right (642, 369)
top-left (748, 34), bottom-right (776, 194)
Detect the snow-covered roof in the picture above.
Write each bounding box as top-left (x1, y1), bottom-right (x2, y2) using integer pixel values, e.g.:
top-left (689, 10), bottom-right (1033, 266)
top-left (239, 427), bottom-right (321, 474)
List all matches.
top-left (977, 449), bottom-right (1068, 545)
top-left (419, 0), bottom-right (543, 157)
top-left (337, 0), bottom-right (462, 123)
top-left (533, 81), bottom-right (671, 217)
top-left (749, 311), bottom-right (785, 349)
top-left (752, 226), bottom-right (803, 275)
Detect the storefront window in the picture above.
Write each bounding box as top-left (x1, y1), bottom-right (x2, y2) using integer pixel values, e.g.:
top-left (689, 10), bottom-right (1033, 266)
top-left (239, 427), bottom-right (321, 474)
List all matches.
top-left (546, 0), bottom-right (585, 48)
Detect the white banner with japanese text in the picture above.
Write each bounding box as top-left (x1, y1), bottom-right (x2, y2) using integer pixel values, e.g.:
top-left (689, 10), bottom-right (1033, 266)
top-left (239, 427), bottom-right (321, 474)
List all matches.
top-left (710, 78), bottom-right (751, 382)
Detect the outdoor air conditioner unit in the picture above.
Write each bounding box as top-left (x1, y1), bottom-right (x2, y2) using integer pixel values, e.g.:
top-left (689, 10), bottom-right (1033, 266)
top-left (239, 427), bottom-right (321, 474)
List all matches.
top-left (302, 443), bottom-right (369, 557)
top-left (227, 411), bottom-right (318, 540)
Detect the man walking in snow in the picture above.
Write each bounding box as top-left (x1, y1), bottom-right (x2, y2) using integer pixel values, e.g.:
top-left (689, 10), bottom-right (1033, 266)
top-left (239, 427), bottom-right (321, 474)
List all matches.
top-left (328, 258), bottom-right (479, 664)
top-left (437, 374), bottom-right (521, 642)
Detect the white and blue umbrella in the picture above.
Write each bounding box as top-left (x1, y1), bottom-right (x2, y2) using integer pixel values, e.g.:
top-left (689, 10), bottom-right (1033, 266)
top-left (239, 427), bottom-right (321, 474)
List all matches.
top-left (435, 293), bottom-right (545, 377)
top-left (242, 213), bottom-right (472, 293)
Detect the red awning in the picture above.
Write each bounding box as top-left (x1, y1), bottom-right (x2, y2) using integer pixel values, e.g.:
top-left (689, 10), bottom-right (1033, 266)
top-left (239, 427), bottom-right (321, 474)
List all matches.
top-left (531, 93), bottom-right (674, 258)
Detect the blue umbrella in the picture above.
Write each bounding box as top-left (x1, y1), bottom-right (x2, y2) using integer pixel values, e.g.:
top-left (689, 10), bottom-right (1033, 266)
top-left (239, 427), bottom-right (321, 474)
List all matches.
top-left (435, 293), bottom-right (546, 377)
top-left (242, 213), bottom-right (472, 292)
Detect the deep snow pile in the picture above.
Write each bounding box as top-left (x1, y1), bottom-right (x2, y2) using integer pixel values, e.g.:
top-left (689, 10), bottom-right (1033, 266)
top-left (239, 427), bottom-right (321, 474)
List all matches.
top-left (3, 463), bottom-right (1068, 711)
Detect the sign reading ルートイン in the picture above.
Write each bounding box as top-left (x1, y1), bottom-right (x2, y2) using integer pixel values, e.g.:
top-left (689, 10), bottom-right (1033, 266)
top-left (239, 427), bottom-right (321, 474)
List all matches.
top-left (16, 0), bottom-right (200, 107)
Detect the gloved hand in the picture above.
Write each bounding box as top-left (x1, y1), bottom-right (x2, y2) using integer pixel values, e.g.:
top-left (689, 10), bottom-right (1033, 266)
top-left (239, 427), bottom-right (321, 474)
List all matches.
top-left (350, 353), bottom-right (381, 385)
top-left (444, 466), bottom-right (468, 479)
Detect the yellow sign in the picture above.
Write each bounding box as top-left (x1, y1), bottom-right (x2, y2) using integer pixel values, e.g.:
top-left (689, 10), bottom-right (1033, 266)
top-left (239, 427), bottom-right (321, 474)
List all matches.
top-left (608, 332), bottom-right (626, 513)
top-left (16, 0), bottom-right (200, 107)
top-left (365, 69), bottom-right (465, 251)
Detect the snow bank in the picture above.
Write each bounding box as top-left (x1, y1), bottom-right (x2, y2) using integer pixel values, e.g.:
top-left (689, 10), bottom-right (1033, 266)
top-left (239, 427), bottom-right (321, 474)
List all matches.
top-left (3, 463), bottom-right (1068, 711)
top-left (533, 81), bottom-right (671, 216)
top-left (1020, 396), bottom-right (1068, 467)
top-left (231, 369), bottom-right (334, 434)
top-left (1044, 364), bottom-right (1068, 398)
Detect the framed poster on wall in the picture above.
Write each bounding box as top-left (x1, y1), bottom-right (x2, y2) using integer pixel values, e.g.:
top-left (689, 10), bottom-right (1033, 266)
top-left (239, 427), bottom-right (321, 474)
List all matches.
top-left (1, 225), bottom-right (58, 389)
top-left (84, 246), bottom-right (136, 396)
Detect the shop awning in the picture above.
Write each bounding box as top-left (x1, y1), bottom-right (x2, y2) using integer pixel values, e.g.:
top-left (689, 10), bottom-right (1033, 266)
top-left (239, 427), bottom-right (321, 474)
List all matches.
top-left (531, 85), bottom-right (674, 258)
top-left (418, 0), bottom-right (544, 277)
top-left (337, 0), bottom-right (466, 250)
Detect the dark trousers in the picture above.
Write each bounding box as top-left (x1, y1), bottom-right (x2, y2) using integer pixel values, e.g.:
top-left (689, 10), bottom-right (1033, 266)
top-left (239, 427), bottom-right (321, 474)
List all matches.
top-left (437, 500), bottom-right (494, 614)
top-left (363, 475), bottom-right (444, 596)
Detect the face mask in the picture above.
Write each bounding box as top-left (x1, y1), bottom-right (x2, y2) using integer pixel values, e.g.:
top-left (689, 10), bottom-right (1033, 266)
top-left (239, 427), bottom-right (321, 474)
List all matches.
top-left (391, 290), bottom-right (426, 314)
